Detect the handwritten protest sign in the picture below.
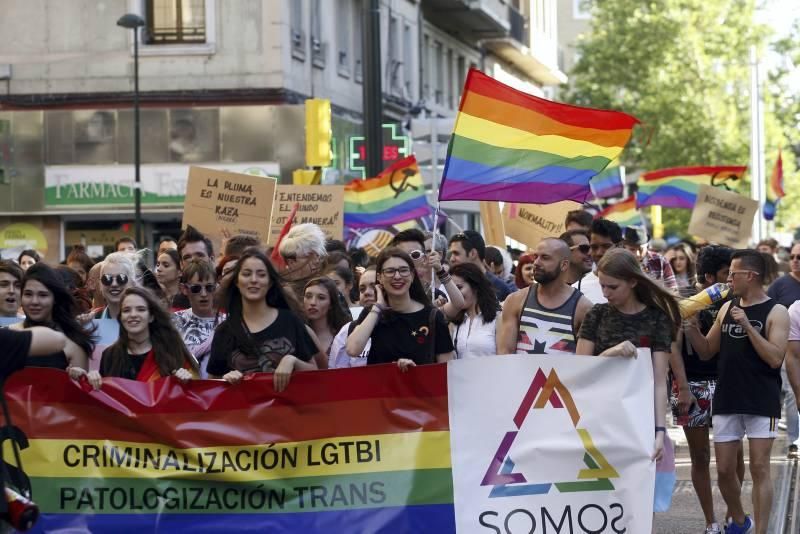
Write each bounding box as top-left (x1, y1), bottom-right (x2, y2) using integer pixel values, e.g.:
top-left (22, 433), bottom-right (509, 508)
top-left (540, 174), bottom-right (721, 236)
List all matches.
top-left (501, 201), bottom-right (581, 250)
top-left (183, 167), bottom-right (277, 246)
top-left (688, 185), bottom-right (758, 248)
top-left (269, 185), bottom-right (344, 245)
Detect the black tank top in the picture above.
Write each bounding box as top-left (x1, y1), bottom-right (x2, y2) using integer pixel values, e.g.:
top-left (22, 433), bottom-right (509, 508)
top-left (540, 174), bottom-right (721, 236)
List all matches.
top-left (714, 297), bottom-right (781, 417)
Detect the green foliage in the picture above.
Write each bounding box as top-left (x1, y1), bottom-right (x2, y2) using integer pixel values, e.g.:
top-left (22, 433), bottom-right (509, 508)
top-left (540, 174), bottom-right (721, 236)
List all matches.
top-left (565, 0), bottom-right (799, 236)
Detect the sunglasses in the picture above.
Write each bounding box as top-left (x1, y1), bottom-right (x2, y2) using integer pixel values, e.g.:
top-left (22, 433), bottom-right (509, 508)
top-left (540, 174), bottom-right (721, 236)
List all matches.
top-left (408, 250), bottom-right (425, 261)
top-left (570, 244), bottom-right (591, 254)
top-left (791, 255), bottom-right (800, 260)
top-left (100, 274), bottom-right (129, 286)
top-left (185, 283), bottom-right (217, 294)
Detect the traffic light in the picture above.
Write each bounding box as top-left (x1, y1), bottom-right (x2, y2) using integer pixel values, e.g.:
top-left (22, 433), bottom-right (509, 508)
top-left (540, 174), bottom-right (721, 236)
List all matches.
top-left (305, 99), bottom-right (332, 167)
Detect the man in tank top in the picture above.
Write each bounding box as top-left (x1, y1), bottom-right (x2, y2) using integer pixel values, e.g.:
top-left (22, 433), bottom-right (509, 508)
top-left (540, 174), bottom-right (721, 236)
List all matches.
top-left (498, 238), bottom-right (593, 355)
top-left (685, 249), bottom-right (789, 534)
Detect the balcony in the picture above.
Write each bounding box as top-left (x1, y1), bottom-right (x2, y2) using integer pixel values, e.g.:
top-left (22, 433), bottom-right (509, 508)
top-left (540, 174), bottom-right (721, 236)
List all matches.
top-left (423, 0), bottom-right (510, 37)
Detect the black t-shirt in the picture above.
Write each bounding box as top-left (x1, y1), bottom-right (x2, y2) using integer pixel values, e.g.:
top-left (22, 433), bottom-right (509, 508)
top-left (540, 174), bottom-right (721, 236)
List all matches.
top-left (767, 274), bottom-right (800, 308)
top-left (99, 348), bottom-right (148, 380)
top-left (578, 303), bottom-right (673, 354)
top-left (681, 300), bottom-right (725, 381)
top-left (208, 309), bottom-right (316, 376)
top-left (25, 350), bottom-right (68, 371)
top-left (0, 329), bottom-right (32, 381)
top-left (356, 306), bottom-right (454, 366)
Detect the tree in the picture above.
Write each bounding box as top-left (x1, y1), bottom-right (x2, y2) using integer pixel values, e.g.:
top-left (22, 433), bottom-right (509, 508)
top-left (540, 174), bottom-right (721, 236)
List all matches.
top-left (565, 0), bottom-right (797, 237)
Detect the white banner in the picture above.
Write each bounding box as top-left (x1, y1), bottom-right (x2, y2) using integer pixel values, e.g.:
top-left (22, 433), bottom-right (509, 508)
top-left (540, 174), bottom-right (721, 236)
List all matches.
top-left (448, 351), bottom-right (655, 533)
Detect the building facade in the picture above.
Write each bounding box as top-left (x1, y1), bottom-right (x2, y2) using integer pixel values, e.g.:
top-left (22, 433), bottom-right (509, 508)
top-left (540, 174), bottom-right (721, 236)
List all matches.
top-left (0, 0), bottom-right (564, 260)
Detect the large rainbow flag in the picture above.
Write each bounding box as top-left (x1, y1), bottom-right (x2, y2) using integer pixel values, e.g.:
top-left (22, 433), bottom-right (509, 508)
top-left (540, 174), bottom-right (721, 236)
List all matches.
top-left (764, 149), bottom-right (784, 221)
top-left (636, 166), bottom-right (747, 209)
top-left (4, 368), bottom-right (453, 532)
top-left (597, 195), bottom-right (642, 227)
top-left (439, 69), bottom-right (639, 204)
top-left (344, 155), bottom-right (433, 229)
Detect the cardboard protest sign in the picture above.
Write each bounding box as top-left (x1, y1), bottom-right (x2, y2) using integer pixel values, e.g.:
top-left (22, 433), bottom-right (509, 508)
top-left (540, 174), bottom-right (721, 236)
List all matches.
top-left (183, 167), bottom-right (277, 246)
top-left (501, 201), bottom-right (581, 250)
top-left (688, 185), bottom-right (758, 248)
top-left (270, 185), bottom-right (344, 245)
top-left (480, 202), bottom-right (506, 247)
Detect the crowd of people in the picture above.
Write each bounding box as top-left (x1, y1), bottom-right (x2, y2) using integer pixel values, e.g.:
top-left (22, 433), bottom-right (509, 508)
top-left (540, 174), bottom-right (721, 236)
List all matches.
top-left (1, 212), bottom-right (799, 534)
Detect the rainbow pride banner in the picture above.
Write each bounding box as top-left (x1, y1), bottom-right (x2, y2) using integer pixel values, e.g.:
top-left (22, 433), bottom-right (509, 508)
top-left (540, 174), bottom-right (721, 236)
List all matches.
top-left (2, 355), bottom-right (654, 533)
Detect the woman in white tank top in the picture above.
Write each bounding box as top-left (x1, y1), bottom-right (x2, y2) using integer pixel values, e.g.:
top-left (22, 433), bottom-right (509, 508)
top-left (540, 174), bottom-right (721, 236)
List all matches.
top-left (444, 263), bottom-right (502, 358)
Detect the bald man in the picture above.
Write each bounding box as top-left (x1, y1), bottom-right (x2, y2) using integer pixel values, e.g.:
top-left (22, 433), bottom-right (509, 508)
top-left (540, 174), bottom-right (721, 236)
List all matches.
top-left (498, 238), bottom-right (593, 355)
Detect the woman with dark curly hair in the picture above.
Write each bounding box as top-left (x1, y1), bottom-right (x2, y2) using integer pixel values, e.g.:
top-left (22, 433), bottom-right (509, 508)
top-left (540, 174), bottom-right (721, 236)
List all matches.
top-left (443, 263), bottom-right (502, 358)
top-left (10, 263), bottom-right (94, 375)
top-left (303, 277), bottom-right (352, 356)
top-left (80, 287), bottom-right (197, 389)
top-left (208, 248), bottom-right (322, 391)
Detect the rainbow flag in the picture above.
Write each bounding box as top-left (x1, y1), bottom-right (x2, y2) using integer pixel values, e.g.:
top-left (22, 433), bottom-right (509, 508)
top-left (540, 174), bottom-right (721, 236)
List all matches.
top-left (597, 195), bottom-right (642, 227)
top-left (590, 159), bottom-right (624, 199)
top-left (764, 149), bottom-right (784, 221)
top-left (636, 166), bottom-right (747, 209)
top-left (344, 155), bottom-right (433, 229)
top-left (4, 368), bottom-right (453, 531)
top-left (439, 69), bottom-right (639, 204)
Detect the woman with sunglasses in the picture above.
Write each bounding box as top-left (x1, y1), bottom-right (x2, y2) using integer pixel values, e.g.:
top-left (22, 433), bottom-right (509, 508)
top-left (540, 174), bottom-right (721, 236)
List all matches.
top-left (173, 259), bottom-right (226, 379)
top-left (155, 248), bottom-right (183, 311)
top-left (346, 247), bottom-right (454, 370)
top-left (81, 287), bottom-right (198, 389)
top-left (93, 252), bottom-right (137, 320)
top-left (10, 263), bottom-right (94, 375)
top-left (208, 249), bottom-right (322, 392)
top-left (329, 266), bottom-right (377, 368)
top-left (303, 277), bottom-right (352, 356)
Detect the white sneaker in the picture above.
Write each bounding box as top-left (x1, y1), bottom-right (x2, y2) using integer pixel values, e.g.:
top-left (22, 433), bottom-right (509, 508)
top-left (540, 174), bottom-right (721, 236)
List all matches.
top-left (705, 523), bottom-right (721, 533)
top-left (778, 420), bottom-right (788, 431)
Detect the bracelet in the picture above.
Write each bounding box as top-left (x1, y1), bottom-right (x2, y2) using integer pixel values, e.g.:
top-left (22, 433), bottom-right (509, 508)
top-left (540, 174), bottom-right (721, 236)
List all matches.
top-left (655, 426), bottom-right (666, 434)
top-left (438, 273), bottom-right (452, 284)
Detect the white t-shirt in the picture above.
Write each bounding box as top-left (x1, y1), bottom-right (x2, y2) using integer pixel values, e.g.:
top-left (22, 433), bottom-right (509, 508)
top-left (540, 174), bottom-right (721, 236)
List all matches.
top-left (788, 301), bottom-right (800, 341)
top-left (328, 321), bottom-right (370, 369)
top-left (573, 271), bottom-right (606, 304)
top-left (452, 311), bottom-right (500, 358)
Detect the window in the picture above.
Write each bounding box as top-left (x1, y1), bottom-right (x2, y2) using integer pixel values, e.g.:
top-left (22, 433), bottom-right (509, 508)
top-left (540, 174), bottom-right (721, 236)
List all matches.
top-left (388, 16), bottom-right (400, 94)
top-left (145, 0), bottom-right (206, 44)
top-left (310, 0), bottom-right (326, 68)
top-left (290, 0), bottom-right (305, 59)
top-left (457, 55), bottom-right (466, 86)
top-left (403, 23), bottom-right (413, 97)
top-left (434, 41), bottom-right (444, 105)
top-left (446, 48), bottom-right (454, 109)
top-left (353, 0), bottom-right (363, 81)
top-left (337, 0), bottom-right (350, 75)
top-left (422, 34), bottom-right (430, 100)
top-left (573, 0), bottom-right (591, 19)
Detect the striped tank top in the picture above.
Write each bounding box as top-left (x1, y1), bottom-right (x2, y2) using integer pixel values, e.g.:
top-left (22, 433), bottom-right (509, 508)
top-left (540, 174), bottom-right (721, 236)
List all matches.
top-left (515, 284), bottom-right (581, 355)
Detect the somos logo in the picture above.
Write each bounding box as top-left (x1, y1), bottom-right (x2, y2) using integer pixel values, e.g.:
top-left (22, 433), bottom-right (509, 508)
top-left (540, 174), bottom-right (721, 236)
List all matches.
top-left (477, 368), bottom-right (628, 533)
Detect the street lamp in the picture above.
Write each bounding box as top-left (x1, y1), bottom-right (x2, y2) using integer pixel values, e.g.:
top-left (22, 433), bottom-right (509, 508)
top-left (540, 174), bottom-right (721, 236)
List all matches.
top-left (117, 13), bottom-right (145, 248)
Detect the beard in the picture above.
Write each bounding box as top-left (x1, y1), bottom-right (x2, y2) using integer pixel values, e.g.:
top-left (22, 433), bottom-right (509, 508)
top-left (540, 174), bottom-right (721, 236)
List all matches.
top-left (533, 267), bottom-right (560, 285)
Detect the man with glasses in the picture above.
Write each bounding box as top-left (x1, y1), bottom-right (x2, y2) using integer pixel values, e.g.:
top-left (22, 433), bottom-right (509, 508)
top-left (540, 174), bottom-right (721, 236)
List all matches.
top-left (572, 218), bottom-right (623, 304)
top-left (448, 230), bottom-right (515, 302)
top-left (686, 249), bottom-right (789, 534)
top-left (173, 259), bottom-right (224, 379)
top-left (498, 237), bottom-right (592, 355)
top-left (559, 230), bottom-right (593, 285)
top-left (767, 242), bottom-right (800, 457)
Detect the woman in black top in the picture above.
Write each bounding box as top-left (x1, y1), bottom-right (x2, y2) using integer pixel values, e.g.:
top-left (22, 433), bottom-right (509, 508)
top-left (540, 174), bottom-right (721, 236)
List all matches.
top-left (208, 249), bottom-right (321, 392)
top-left (11, 263), bottom-right (94, 376)
top-left (346, 247), bottom-right (454, 370)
